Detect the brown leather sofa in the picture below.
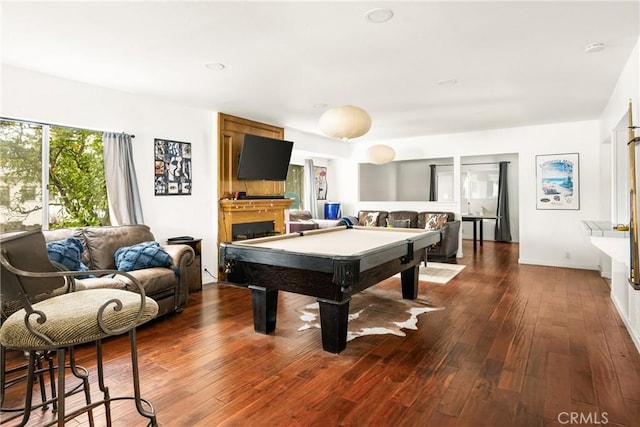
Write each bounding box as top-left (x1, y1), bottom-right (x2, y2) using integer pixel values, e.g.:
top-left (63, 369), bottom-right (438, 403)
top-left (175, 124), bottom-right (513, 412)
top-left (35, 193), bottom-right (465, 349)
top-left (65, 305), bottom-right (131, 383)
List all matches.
top-left (286, 210), bottom-right (346, 232)
top-left (42, 225), bottom-right (195, 316)
top-left (357, 210), bottom-right (460, 260)
top-left (286, 210), bottom-right (319, 233)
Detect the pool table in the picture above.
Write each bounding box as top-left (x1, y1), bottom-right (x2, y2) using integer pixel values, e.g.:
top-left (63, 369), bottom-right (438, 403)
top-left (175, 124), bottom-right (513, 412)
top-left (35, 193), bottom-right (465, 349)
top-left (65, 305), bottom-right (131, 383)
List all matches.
top-left (219, 226), bottom-right (440, 353)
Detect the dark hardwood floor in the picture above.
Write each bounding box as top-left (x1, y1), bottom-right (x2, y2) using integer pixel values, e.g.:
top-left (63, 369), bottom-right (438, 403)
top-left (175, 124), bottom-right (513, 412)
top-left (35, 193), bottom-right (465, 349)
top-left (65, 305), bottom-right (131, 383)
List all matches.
top-left (3, 240), bottom-right (640, 426)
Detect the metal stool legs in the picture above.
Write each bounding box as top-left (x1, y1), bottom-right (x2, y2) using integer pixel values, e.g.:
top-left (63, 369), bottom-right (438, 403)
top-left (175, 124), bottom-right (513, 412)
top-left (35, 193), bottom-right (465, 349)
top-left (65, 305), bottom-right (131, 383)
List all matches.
top-left (128, 329), bottom-right (157, 425)
top-left (42, 331), bottom-right (157, 427)
top-left (1, 347), bottom-right (93, 427)
top-left (1, 346), bottom-right (59, 425)
top-left (52, 347), bottom-right (95, 427)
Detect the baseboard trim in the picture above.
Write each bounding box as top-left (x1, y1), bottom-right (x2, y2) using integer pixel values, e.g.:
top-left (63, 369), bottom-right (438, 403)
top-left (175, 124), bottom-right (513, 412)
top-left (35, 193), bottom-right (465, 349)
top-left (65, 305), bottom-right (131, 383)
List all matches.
top-left (610, 293), bottom-right (640, 355)
top-left (600, 271), bottom-right (612, 279)
top-left (518, 258), bottom-right (599, 270)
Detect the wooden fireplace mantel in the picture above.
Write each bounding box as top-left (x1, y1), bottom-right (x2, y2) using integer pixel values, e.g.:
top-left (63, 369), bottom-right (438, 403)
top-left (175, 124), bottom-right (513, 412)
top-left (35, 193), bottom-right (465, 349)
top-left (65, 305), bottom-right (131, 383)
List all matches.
top-left (218, 198), bottom-right (293, 243)
top-left (217, 113), bottom-right (293, 278)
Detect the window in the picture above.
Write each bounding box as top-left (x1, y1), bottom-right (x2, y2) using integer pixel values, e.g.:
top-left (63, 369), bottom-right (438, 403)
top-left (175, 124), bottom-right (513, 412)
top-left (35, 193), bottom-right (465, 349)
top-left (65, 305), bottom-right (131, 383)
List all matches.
top-left (0, 186), bottom-right (10, 208)
top-left (461, 164), bottom-right (499, 215)
top-left (436, 169), bottom-right (455, 202)
top-left (285, 164), bottom-right (304, 209)
top-left (0, 119), bottom-right (110, 232)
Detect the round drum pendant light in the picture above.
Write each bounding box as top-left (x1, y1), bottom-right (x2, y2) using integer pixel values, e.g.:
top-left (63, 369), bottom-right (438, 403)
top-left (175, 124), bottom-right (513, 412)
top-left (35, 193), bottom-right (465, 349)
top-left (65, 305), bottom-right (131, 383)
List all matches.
top-left (319, 105), bottom-right (372, 140)
top-left (367, 144), bottom-right (396, 165)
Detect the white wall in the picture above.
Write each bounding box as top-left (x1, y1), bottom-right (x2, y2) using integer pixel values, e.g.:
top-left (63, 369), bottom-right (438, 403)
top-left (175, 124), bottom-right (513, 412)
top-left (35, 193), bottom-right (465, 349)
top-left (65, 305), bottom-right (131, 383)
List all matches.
top-left (285, 128), bottom-right (348, 161)
top-left (595, 36), bottom-right (640, 350)
top-left (4, 35), bottom-right (638, 275)
top-left (285, 128), bottom-right (347, 218)
top-left (599, 38), bottom-right (640, 144)
top-left (601, 36), bottom-right (640, 234)
top-left (593, 37), bottom-right (640, 278)
top-left (1, 65), bottom-right (219, 282)
top-left (333, 120), bottom-right (602, 270)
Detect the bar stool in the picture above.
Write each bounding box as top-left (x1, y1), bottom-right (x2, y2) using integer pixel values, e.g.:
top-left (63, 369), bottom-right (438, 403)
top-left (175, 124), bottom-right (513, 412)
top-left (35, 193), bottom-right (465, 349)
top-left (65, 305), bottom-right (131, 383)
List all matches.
top-left (0, 230), bottom-right (159, 426)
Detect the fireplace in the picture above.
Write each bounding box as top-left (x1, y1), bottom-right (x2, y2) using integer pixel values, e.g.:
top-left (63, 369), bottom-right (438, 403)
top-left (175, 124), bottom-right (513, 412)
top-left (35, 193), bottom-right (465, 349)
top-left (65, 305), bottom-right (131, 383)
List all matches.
top-left (232, 221), bottom-right (275, 241)
top-left (218, 198), bottom-right (292, 244)
top-left (218, 198), bottom-right (293, 279)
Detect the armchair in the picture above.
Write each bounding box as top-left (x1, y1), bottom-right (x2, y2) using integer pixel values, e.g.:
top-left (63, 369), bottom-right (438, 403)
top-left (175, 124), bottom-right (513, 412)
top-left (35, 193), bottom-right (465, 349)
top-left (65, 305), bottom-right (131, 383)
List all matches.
top-left (417, 211), bottom-right (460, 259)
top-left (0, 230), bottom-right (158, 426)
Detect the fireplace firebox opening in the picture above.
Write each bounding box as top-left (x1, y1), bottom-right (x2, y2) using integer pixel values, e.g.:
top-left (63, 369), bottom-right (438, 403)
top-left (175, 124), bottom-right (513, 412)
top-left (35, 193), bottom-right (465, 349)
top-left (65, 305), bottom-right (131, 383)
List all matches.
top-left (232, 221), bottom-right (276, 241)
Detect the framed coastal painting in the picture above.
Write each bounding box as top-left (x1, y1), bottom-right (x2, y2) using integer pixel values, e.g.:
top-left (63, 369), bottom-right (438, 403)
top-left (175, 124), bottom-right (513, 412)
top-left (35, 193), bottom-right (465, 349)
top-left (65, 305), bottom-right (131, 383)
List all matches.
top-left (535, 153), bottom-right (579, 210)
top-left (154, 138), bottom-right (192, 195)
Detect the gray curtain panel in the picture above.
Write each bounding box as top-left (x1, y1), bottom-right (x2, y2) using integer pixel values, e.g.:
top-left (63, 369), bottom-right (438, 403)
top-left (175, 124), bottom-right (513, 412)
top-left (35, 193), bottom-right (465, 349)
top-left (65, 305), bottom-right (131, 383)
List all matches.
top-left (429, 164), bottom-right (437, 201)
top-left (495, 161), bottom-right (512, 242)
top-left (103, 132), bottom-right (144, 225)
top-left (304, 159), bottom-right (318, 219)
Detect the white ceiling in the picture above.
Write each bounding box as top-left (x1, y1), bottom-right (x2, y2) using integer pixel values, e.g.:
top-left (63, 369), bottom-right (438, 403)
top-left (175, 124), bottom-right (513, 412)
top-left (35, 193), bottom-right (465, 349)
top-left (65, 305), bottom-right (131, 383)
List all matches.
top-left (1, 1), bottom-right (639, 142)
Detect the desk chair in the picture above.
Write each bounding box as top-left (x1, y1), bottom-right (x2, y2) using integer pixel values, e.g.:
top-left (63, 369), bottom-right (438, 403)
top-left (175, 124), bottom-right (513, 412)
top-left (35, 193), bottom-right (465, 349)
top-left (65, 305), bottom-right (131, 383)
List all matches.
top-left (0, 230), bottom-right (159, 426)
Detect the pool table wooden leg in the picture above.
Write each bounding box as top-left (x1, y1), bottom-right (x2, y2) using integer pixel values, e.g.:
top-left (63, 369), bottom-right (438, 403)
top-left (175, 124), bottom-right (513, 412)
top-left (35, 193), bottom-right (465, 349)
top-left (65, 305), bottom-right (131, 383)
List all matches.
top-left (249, 285), bottom-right (278, 334)
top-left (317, 298), bottom-right (350, 353)
top-left (400, 264), bottom-right (420, 299)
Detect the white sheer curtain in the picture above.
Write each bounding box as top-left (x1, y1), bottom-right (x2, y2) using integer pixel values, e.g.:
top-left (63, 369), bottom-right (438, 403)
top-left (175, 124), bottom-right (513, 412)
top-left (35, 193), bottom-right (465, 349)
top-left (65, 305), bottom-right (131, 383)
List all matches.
top-left (102, 132), bottom-right (144, 225)
top-left (304, 159), bottom-right (318, 219)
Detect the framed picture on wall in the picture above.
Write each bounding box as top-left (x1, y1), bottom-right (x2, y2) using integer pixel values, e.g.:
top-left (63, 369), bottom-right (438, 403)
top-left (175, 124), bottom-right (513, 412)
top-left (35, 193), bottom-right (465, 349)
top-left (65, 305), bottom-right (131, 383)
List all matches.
top-left (154, 138), bottom-right (192, 195)
top-left (535, 153), bottom-right (579, 210)
top-left (314, 166), bottom-right (327, 200)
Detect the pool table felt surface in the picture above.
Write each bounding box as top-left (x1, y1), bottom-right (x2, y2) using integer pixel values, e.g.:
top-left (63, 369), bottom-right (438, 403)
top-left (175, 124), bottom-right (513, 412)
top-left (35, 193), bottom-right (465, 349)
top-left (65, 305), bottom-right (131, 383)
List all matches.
top-left (232, 226), bottom-right (434, 256)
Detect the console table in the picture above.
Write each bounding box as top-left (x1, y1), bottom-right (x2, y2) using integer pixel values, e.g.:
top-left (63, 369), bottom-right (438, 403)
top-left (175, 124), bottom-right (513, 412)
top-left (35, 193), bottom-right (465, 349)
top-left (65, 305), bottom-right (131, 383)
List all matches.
top-left (462, 215), bottom-right (498, 250)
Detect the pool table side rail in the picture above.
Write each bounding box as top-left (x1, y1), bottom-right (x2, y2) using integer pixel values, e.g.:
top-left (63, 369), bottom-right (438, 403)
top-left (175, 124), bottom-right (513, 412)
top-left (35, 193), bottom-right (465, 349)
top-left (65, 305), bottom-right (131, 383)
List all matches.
top-left (219, 230), bottom-right (440, 274)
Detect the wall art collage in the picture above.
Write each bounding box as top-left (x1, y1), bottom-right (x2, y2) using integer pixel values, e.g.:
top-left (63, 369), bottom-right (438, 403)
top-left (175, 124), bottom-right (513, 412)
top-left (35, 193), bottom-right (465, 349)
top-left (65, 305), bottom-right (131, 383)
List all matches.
top-left (154, 138), bottom-right (192, 195)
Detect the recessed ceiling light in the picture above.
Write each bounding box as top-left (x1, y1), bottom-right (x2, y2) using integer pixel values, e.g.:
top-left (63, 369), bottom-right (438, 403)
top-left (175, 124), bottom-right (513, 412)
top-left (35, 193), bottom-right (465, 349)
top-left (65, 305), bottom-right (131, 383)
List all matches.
top-left (364, 8), bottom-right (394, 23)
top-left (437, 78), bottom-right (458, 86)
top-left (205, 62), bottom-right (226, 71)
top-left (584, 43), bottom-right (606, 53)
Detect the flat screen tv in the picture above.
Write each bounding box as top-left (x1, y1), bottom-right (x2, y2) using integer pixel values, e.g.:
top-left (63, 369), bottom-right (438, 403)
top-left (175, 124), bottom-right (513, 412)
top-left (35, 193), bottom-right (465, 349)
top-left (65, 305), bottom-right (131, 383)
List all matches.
top-left (237, 134), bottom-right (294, 181)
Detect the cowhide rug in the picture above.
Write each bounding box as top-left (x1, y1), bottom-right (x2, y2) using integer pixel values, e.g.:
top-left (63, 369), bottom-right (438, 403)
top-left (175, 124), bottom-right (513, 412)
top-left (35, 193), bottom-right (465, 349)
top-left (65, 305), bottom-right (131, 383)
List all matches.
top-left (297, 288), bottom-right (444, 342)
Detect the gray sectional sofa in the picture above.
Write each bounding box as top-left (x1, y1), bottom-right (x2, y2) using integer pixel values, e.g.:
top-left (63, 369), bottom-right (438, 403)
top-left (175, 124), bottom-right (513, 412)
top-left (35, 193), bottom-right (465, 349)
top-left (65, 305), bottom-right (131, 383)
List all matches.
top-left (357, 210), bottom-right (460, 260)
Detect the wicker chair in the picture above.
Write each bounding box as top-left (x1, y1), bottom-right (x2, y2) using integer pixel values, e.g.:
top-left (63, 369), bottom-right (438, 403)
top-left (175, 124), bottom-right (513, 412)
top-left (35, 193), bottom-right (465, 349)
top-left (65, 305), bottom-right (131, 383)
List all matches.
top-left (0, 230), bottom-right (159, 426)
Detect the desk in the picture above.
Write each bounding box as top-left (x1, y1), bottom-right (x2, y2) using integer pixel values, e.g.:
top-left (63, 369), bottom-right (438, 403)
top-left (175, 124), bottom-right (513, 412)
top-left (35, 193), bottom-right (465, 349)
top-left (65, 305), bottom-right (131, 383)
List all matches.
top-left (219, 226), bottom-right (440, 353)
top-left (462, 215), bottom-right (497, 250)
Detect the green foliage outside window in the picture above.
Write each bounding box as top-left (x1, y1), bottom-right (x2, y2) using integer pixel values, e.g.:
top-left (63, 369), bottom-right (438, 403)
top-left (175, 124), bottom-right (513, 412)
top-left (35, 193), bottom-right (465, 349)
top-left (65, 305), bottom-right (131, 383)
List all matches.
top-left (0, 186), bottom-right (10, 207)
top-left (48, 126), bottom-right (110, 227)
top-left (0, 121), bottom-right (42, 231)
top-left (0, 119), bottom-right (110, 232)
top-left (285, 164), bottom-right (304, 210)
